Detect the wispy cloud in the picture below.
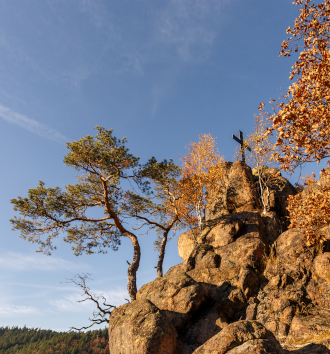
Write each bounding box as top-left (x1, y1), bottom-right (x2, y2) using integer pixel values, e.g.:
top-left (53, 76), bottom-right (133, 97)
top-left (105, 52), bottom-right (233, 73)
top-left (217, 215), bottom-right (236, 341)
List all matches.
top-left (0, 104), bottom-right (68, 144)
top-left (155, 0), bottom-right (226, 62)
top-left (94, 288), bottom-right (129, 307)
top-left (0, 252), bottom-right (89, 272)
top-left (1, 282), bottom-right (76, 291)
top-left (79, 0), bottom-right (232, 72)
top-left (51, 288), bottom-right (128, 312)
top-left (0, 304), bottom-right (39, 317)
top-left (0, 1), bottom-right (234, 94)
top-left (51, 293), bottom-right (92, 312)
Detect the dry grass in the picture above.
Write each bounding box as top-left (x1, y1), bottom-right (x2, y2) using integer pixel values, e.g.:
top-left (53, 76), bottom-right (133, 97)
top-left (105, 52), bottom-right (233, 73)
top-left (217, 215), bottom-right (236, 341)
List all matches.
top-left (295, 302), bottom-right (313, 317)
top-left (262, 242), bottom-right (277, 272)
top-left (285, 331), bottom-right (330, 347)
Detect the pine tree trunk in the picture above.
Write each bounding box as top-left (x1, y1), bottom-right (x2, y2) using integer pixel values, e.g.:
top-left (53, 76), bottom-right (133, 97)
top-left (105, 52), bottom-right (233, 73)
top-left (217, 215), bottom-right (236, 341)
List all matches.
top-left (156, 231), bottom-right (168, 278)
top-left (125, 232), bottom-right (141, 301)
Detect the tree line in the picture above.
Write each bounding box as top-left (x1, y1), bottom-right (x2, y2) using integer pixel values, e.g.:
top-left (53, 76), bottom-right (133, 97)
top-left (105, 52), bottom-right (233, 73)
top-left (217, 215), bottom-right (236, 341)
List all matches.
top-left (0, 326), bottom-right (108, 354)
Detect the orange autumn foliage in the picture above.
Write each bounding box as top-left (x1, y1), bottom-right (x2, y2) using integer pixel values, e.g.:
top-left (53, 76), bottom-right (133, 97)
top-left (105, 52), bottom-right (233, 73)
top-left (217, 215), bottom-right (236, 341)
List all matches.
top-left (179, 134), bottom-right (225, 237)
top-left (287, 168), bottom-right (330, 245)
top-left (263, 0), bottom-right (330, 245)
top-left (265, 0), bottom-right (330, 171)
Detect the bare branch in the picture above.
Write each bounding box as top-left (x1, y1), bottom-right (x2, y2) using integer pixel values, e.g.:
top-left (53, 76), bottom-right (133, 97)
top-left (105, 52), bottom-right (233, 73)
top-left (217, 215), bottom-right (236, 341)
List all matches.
top-left (63, 273), bottom-right (116, 331)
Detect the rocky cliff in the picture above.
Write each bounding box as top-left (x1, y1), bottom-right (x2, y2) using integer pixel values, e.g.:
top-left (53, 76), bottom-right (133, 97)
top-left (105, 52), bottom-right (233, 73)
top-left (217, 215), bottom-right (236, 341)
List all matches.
top-left (108, 161), bottom-right (330, 353)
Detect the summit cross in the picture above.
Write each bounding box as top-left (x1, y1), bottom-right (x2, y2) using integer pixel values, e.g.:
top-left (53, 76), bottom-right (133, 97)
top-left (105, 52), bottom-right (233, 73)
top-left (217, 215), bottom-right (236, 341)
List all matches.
top-left (232, 130), bottom-right (251, 163)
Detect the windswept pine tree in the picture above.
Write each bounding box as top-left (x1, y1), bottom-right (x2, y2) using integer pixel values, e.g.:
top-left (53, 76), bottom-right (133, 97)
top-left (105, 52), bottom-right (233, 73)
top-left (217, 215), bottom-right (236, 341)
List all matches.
top-left (11, 127), bottom-right (147, 301)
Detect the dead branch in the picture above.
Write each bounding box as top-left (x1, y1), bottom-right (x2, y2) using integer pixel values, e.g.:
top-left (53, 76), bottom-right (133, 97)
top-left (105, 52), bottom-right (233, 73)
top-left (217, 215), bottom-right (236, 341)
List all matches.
top-left (63, 273), bottom-right (116, 331)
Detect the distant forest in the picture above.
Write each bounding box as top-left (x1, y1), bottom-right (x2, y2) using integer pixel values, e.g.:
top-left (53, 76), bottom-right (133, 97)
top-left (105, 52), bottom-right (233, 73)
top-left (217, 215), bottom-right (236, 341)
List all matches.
top-left (0, 326), bottom-right (109, 354)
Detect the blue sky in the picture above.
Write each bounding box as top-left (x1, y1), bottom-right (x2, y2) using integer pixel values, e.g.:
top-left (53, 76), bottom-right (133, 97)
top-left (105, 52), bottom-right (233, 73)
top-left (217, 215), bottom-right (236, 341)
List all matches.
top-left (0, 0), bottom-right (326, 332)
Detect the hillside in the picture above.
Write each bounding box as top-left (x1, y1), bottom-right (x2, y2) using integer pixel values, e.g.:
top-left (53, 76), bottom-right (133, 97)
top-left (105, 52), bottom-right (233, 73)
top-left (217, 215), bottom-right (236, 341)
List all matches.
top-left (108, 161), bottom-right (330, 353)
top-left (0, 326), bottom-right (109, 354)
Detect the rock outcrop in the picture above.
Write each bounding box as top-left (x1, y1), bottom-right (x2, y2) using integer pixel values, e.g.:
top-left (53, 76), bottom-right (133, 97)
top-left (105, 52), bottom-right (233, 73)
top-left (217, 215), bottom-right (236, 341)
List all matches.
top-left (136, 272), bottom-right (205, 330)
top-left (206, 161), bottom-right (261, 220)
top-left (108, 299), bottom-right (177, 354)
top-left (108, 162), bottom-right (330, 354)
top-left (193, 321), bottom-right (284, 354)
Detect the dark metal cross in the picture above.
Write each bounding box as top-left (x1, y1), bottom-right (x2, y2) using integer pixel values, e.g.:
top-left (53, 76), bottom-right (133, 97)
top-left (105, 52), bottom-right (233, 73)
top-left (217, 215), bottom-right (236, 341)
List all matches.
top-left (232, 130), bottom-right (251, 163)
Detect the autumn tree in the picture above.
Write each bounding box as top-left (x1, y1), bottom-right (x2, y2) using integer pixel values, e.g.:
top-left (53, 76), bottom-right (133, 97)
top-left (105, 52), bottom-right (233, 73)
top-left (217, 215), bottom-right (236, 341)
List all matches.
top-left (236, 110), bottom-right (280, 214)
top-left (262, 0), bottom-right (330, 244)
top-left (287, 169), bottom-right (330, 246)
top-left (10, 127), bottom-right (150, 301)
top-left (180, 134), bottom-right (226, 240)
top-left (265, 0), bottom-right (330, 171)
top-left (126, 135), bottom-right (226, 277)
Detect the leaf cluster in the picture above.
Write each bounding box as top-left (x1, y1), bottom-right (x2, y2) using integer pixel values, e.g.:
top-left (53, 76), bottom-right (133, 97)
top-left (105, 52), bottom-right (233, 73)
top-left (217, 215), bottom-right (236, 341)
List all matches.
top-left (258, 0), bottom-right (330, 246)
top-left (265, 0), bottom-right (330, 171)
top-left (287, 168), bottom-right (330, 245)
top-left (179, 134), bottom-right (226, 231)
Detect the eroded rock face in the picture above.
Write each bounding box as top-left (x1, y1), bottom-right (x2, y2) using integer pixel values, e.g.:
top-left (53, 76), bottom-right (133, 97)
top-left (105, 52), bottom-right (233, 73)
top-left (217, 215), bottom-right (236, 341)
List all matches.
top-left (216, 286), bottom-right (247, 321)
top-left (207, 161), bottom-right (261, 220)
top-left (306, 277), bottom-right (330, 309)
top-left (225, 339), bottom-right (283, 354)
top-left (186, 267), bottom-right (225, 301)
top-left (217, 233), bottom-right (266, 283)
top-left (183, 304), bottom-right (222, 350)
top-left (314, 252), bottom-right (330, 282)
top-left (255, 229), bottom-right (314, 339)
top-left (182, 242), bottom-right (261, 304)
top-left (136, 272), bottom-right (205, 330)
top-left (192, 320), bottom-right (284, 354)
top-left (178, 212), bottom-right (267, 287)
top-left (177, 228), bottom-right (202, 262)
top-left (252, 223), bottom-right (330, 350)
top-left (225, 162), bottom-right (261, 213)
top-left (204, 211), bottom-right (265, 246)
top-left (108, 161), bottom-right (330, 353)
top-left (286, 307), bottom-right (330, 352)
top-left (266, 175), bottom-right (296, 220)
top-left (108, 299), bottom-right (177, 354)
top-left (264, 228), bottom-right (316, 281)
top-left (185, 244), bottom-right (220, 272)
top-left (238, 266), bottom-right (260, 299)
top-left (203, 218), bottom-right (243, 248)
top-left (262, 211), bottom-right (282, 244)
top-left (164, 263), bottom-right (186, 279)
